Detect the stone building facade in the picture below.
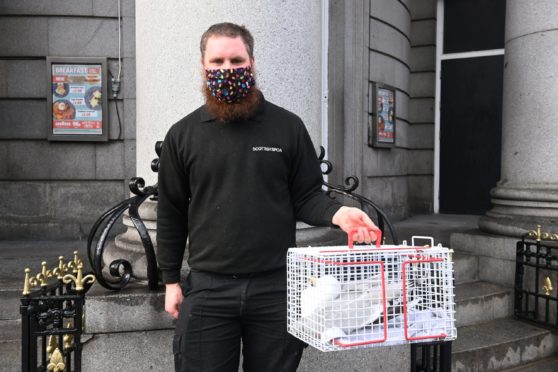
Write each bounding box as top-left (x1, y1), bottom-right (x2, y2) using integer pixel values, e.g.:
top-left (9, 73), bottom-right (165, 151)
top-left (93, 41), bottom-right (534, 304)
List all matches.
top-left (0, 0), bottom-right (136, 240)
top-left (1, 0), bottom-right (442, 240)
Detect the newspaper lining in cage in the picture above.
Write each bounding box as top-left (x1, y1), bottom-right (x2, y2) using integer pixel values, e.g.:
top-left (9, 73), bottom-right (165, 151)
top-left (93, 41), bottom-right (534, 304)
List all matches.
top-left (287, 235), bottom-right (457, 352)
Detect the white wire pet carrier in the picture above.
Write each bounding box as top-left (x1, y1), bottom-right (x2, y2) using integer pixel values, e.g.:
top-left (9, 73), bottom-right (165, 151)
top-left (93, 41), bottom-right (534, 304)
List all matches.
top-left (287, 234), bottom-right (457, 352)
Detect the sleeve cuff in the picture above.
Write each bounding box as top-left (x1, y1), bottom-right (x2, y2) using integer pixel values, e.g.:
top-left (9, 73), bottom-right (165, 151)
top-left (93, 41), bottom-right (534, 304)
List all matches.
top-left (161, 269), bottom-right (181, 284)
top-left (323, 203), bottom-right (343, 226)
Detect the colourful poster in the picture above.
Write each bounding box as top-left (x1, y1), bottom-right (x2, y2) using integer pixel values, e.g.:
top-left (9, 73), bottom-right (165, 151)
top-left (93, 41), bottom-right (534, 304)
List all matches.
top-left (376, 87), bottom-right (395, 143)
top-left (51, 64), bottom-right (103, 135)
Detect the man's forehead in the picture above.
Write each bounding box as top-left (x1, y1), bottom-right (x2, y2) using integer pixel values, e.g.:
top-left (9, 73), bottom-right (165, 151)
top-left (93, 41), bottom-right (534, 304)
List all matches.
top-left (207, 35), bottom-right (245, 48)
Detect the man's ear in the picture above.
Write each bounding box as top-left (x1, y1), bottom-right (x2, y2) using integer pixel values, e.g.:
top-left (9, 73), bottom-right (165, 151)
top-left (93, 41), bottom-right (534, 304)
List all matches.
top-left (201, 59), bottom-right (207, 79)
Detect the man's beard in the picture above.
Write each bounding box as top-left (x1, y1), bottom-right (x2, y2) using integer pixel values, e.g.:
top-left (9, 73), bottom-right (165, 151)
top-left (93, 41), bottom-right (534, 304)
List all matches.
top-left (203, 85), bottom-right (262, 123)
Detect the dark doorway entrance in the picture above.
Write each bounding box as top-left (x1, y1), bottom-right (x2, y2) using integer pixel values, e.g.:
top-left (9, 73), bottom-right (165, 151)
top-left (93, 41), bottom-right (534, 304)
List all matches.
top-left (439, 56), bottom-right (503, 214)
top-left (438, 0), bottom-right (506, 214)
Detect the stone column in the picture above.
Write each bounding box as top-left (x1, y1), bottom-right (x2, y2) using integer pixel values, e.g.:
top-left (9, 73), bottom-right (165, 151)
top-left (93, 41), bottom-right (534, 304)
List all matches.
top-left (111, 1), bottom-right (333, 281)
top-left (136, 1), bottom-right (325, 184)
top-left (479, 0), bottom-right (558, 236)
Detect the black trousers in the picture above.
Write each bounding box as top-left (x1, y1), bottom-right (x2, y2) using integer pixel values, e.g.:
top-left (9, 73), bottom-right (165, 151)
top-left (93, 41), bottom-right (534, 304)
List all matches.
top-left (173, 269), bottom-right (305, 372)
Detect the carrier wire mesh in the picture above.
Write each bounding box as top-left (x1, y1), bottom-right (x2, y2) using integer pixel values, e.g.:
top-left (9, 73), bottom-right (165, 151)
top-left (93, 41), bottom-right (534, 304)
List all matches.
top-left (287, 237), bottom-right (456, 352)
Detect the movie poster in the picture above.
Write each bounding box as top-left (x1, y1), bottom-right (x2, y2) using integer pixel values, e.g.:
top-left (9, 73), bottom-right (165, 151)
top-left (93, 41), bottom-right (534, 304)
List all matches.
top-left (51, 64), bottom-right (103, 135)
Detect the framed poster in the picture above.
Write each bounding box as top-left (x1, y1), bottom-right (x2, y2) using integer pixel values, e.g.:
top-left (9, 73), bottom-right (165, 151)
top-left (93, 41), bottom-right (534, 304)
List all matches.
top-left (47, 57), bottom-right (108, 142)
top-left (369, 82), bottom-right (396, 148)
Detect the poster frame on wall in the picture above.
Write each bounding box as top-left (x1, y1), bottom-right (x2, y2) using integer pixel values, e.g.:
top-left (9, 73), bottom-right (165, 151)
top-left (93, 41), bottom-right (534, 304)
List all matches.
top-left (47, 56), bottom-right (108, 142)
top-left (369, 82), bottom-right (396, 148)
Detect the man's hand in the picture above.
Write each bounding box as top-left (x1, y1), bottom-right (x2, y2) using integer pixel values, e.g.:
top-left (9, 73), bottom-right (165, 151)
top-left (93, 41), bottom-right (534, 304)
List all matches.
top-left (332, 206), bottom-right (379, 244)
top-left (165, 282), bottom-right (184, 319)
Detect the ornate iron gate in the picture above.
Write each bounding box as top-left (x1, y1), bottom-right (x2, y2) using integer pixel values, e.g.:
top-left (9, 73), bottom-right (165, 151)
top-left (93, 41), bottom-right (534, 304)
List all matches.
top-left (515, 225), bottom-right (558, 329)
top-left (20, 252), bottom-right (95, 372)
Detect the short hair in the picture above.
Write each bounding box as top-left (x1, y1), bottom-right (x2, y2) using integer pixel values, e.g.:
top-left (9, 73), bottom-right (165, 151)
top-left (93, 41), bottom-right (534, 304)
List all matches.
top-left (200, 22), bottom-right (255, 60)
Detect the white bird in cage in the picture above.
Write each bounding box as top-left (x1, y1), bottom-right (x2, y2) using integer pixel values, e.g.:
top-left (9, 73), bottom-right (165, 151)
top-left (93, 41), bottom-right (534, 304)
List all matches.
top-left (323, 280), bottom-right (405, 333)
top-left (301, 274), bottom-right (410, 332)
top-left (300, 275), bottom-right (342, 317)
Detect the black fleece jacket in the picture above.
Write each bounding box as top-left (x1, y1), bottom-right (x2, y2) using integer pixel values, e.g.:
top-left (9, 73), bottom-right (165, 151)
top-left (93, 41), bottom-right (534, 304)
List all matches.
top-left (156, 98), bottom-right (341, 284)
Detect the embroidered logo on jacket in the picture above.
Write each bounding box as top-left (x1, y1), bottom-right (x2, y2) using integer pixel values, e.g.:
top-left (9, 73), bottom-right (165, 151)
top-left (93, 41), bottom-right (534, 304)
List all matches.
top-left (252, 146), bottom-right (283, 153)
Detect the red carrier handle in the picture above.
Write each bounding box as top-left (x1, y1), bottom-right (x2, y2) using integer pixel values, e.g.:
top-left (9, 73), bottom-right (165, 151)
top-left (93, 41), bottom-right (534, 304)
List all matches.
top-left (347, 228), bottom-right (382, 249)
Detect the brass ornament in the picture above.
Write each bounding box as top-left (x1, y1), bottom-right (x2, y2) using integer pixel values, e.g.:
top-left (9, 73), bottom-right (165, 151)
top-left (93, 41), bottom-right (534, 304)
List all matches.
top-left (63, 262), bottom-right (95, 291)
top-left (34, 261), bottom-right (54, 287)
top-left (63, 322), bottom-right (74, 350)
top-left (27, 262), bottom-right (53, 289)
top-left (52, 256), bottom-right (68, 280)
top-left (47, 347), bottom-right (65, 372)
top-left (47, 335), bottom-right (59, 355)
top-left (543, 276), bottom-right (554, 296)
top-left (67, 251), bottom-right (83, 274)
top-left (22, 268), bottom-right (34, 296)
top-left (526, 225), bottom-right (558, 242)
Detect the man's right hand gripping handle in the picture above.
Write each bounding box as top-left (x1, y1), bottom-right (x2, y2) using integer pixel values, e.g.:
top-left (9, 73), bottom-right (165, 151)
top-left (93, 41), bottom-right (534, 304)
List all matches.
top-left (165, 283), bottom-right (184, 319)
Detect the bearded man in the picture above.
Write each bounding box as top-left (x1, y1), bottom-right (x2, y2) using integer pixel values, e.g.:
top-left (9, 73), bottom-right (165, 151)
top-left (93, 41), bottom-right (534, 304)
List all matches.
top-left (157, 22), bottom-right (378, 372)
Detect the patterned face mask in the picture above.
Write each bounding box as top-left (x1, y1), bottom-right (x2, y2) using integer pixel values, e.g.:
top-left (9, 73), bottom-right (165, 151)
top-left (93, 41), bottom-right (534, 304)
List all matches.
top-left (205, 66), bottom-right (255, 104)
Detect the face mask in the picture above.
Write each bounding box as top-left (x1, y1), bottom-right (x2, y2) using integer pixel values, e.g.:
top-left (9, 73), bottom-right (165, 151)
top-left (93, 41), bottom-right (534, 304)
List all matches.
top-left (205, 66), bottom-right (255, 104)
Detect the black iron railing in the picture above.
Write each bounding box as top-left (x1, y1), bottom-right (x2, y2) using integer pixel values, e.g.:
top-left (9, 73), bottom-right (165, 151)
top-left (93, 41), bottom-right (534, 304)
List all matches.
top-left (411, 341), bottom-right (452, 372)
top-left (87, 142), bottom-right (161, 290)
top-left (20, 253), bottom-right (95, 372)
top-left (515, 225), bottom-right (558, 329)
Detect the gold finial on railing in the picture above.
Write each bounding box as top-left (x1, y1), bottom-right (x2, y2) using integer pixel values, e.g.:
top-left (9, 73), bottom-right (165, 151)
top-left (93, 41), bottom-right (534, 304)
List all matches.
top-left (526, 225), bottom-right (543, 242)
top-left (67, 251), bottom-right (83, 274)
top-left (32, 261), bottom-right (53, 287)
top-left (526, 225), bottom-right (558, 242)
top-left (63, 262), bottom-right (95, 291)
top-left (543, 276), bottom-right (554, 296)
top-left (52, 256), bottom-right (68, 280)
top-left (46, 335), bottom-right (58, 355)
top-left (47, 347), bottom-right (65, 372)
top-left (63, 322), bottom-right (74, 350)
top-left (22, 268), bottom-right (34, 296)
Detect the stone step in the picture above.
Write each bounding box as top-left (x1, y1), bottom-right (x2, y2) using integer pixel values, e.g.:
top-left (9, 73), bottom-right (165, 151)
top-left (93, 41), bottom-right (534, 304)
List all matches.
top-left (84, 284), bottom-right (170, 334)
top-left (455, 281), bottom-right (512, 327)
top-left (453, 252), bottom-right (478, 284)
top-left (452, 318), bottom-right (558, 371)
top-left (2, 277), bottom-right (510, 335)
top-left (450, 231), bottom-right (518, 287)
top-left (4, 280), bottom-right (514, 336)
top-left (501, 355), bottom-right (558, 371)
top-left (86, 279), bottom-right (512, 334)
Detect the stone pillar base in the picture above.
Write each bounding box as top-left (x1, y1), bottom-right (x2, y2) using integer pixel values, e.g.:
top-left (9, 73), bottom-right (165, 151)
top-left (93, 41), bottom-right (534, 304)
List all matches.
top-left (103, 199), bottom-right (159, 281)
top-left (479, 185), bottom-right (558, 237)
